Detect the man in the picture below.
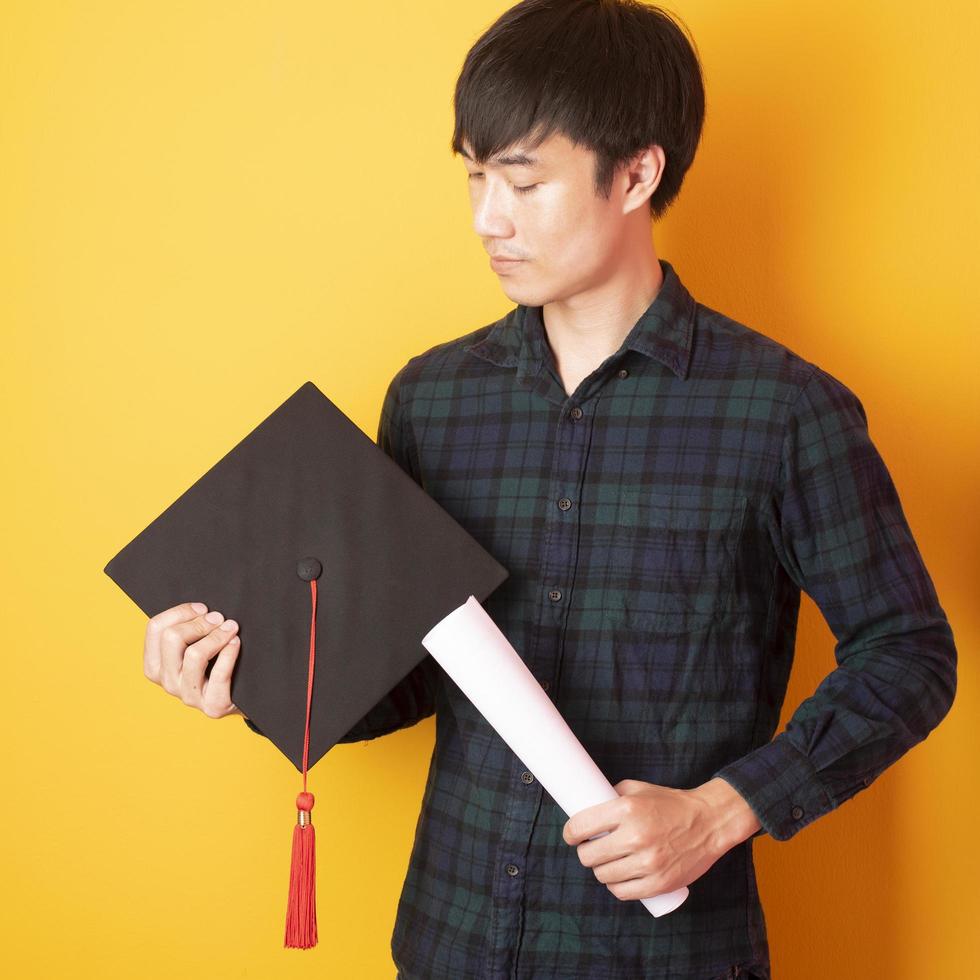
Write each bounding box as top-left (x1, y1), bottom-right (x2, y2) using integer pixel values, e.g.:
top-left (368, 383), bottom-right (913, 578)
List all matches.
top-left (144, 1), bottom-right (957, 976)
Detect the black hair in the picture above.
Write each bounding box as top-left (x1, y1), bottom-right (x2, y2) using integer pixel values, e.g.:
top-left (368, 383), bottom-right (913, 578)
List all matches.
top-left (450, 0), bottom-right (706, 221)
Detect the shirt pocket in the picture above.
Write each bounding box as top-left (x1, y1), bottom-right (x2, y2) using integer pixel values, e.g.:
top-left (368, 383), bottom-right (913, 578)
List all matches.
top-left (609, 488), bottom-right (749, 635)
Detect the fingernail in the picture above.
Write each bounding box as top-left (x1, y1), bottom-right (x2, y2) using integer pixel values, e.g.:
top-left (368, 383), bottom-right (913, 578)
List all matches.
top-left (191, 602), bottom-right (207, 614)
top-left (220, 619), bottom-right (238, 631)
top-left (205, 611), bottom-right (224, 624)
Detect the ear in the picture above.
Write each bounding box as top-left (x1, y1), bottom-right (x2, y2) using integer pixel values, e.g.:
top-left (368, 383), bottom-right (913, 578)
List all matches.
top-left (621, 144), bottom-right (665, 215)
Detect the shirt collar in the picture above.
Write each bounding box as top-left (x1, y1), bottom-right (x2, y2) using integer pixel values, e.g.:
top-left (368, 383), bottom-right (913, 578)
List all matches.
top-left (463, 257), bottom-right (696, 382)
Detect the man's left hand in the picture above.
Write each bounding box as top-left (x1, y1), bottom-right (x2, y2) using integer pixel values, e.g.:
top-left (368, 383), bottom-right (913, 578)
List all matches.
top-left (561, 777), bottom-right (762, 901)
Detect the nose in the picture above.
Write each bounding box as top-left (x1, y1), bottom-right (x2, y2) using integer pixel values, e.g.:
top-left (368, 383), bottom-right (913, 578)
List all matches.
top-left (471, 179), bottom-right (515, 242)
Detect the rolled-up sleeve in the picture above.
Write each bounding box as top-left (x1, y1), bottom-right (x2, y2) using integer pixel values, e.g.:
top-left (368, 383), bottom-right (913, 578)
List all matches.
top-left (243, 361), bottom-right (440, 745)
top-left (712, 366), bottom-right (958, 841)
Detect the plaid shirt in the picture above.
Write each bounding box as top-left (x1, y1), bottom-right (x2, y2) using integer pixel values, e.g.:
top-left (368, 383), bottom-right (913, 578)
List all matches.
top-left (245, 259), bottom-right (957, 979)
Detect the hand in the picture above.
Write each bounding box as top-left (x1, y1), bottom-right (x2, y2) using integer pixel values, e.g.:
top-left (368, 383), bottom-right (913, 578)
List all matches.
top-left (143, 601), bottom-right (243, 719)
top-left (561, 777), bottom-right (761, 901)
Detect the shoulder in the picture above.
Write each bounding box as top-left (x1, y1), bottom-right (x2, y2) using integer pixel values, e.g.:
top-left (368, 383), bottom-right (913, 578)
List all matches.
top-left (692, 300), bottom-right (863, 418)
top-left (386, 313), bottom-right (510, 396)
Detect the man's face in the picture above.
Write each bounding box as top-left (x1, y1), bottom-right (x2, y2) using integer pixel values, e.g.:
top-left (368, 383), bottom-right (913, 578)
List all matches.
top-left (460, 131), bottom-right (633, 307)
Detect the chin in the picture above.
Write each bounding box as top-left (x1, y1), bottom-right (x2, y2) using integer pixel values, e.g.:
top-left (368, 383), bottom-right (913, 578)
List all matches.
top-left (498, 279), bottom-right (547, 307)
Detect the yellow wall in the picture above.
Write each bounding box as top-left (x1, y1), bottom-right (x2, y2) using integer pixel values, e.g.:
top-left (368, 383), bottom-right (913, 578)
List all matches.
top-left (1, 2), bottom-right (976, 977)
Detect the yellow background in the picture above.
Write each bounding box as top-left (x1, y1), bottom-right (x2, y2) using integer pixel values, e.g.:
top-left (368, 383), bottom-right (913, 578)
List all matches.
top-left (2, 2), bottom-right (977, 977)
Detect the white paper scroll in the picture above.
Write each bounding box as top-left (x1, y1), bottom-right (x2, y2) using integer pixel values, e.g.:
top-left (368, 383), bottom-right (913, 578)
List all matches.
top-left (421, 594), bottom-right (689, 919)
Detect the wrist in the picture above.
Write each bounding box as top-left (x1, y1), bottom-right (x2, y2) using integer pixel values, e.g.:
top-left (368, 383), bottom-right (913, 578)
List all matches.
top-left (692, 776), bottom-right (763, 853)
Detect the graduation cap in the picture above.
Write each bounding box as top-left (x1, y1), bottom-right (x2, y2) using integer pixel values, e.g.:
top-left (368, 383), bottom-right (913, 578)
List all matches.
top-left (103, 380), bottom-right (509, 949)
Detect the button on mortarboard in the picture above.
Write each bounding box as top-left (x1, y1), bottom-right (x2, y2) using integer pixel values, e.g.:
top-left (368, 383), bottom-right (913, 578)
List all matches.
top-left (296, 557), bottom-right (322, 581)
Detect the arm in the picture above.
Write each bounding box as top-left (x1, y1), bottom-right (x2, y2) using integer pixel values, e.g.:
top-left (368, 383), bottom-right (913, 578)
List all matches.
top-left (244, 361), bottom-right (440, 744)
top-left (710, 366), bottom-right (957, 842)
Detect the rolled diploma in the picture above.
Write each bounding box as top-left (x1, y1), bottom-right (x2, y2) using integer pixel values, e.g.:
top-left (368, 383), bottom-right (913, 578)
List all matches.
top-left (421, 594), bottom-right (689, 918)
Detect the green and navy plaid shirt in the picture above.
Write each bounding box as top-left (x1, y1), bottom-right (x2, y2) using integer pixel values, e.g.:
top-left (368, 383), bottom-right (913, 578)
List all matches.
top-left (246, 259), bottom-right (956, 979)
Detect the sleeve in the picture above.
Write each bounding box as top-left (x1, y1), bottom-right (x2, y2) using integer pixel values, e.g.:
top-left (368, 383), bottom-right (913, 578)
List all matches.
top-left (244, 364), bottom-right (440, 744)
top-left (710, 366), bottom-right (958, 841)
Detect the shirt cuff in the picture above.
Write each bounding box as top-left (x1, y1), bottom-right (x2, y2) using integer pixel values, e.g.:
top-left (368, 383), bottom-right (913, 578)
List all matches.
top-left (710, 733), bottom-right (836, 841)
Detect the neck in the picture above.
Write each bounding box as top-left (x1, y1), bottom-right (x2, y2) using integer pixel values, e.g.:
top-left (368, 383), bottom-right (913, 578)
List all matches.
top-left (541, 242), bottom-right (664, 395)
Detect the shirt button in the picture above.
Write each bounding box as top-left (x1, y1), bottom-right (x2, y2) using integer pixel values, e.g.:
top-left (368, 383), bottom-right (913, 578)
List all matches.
top-left (521, 771), bottom-right (535, 784)
top-left (570, 406), bottom-right (583, 420)
top-left (548, 589), bottom-right (562, 601)
top-left (540, 679), bottom-right (550, 692)
top-left (505, 863), bottom-right (520, 876)
top-left (558, 497), bottom-right (572, 511)
top-left (791, 805), bottom-right (804, 820)
top-left (617, 368), bottom-right (629, 379)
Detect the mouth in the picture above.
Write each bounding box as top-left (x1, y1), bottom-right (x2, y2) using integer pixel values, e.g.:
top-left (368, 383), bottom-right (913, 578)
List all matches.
top-left (490, 256), bottom-right (525, 271)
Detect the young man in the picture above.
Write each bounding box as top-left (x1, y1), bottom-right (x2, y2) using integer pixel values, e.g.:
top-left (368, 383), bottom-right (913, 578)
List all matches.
top-left (149, 1), bottom-right (956, 976)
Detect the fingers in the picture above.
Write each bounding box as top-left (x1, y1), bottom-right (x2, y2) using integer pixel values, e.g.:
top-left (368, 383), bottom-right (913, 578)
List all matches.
top-left (144, 601), bottom-right (209, 684)
top-left (177, 614), bottom-right (239, 707)
top-left (157, 610), bottom-right (227, 695)
top-left (574, 829), bottom-right (631, 870)
top-left (589, 852), bottom-right (645, 886)
top-left (200, 634), bottom-right (244, 719)
top-left (158, 610), bottom-right (220, 694)
top-left (144, 601), bottom-right (245, 721)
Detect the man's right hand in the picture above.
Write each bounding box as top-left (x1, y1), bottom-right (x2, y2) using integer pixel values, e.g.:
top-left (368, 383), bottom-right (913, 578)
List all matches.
top-left (143, 601), bottom-right (243, 719)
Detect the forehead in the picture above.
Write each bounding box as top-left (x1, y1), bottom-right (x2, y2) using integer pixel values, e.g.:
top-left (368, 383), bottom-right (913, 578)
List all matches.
top-left (459, 132), bottom-right (574, 169)
top-left (459, 144), bottom-right (539, 169)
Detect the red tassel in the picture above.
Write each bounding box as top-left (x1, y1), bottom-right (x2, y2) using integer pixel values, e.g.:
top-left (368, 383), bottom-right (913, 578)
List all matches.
top-left (284, 576), bottom-right (320, 948)
top-left (284, 790), bottom-right (317, 948)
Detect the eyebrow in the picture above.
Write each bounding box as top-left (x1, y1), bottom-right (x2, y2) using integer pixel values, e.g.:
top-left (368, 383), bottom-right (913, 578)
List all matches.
top-left (459, 147), bottom-right (541, 169)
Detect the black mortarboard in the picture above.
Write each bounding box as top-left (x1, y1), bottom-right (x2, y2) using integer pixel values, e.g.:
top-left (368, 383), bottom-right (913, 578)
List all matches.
top-left (103, 379), bottom-right (509, 948)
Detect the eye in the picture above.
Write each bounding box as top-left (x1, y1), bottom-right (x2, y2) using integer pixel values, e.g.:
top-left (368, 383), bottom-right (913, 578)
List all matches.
top-left (466, 173), bottom-right (539, 195)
